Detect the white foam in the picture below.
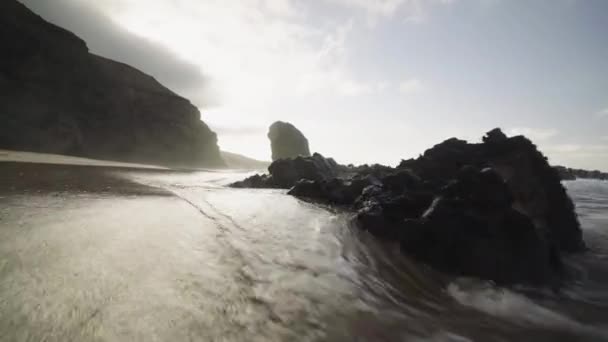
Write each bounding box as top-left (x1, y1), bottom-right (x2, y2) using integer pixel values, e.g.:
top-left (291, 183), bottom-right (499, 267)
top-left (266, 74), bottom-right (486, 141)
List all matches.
top-left (447, 280), bottom-right (606, 337)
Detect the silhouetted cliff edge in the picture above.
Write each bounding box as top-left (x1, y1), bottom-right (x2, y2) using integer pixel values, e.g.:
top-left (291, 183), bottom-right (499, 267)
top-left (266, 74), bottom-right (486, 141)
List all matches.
top-left (0, 0), bottom-right (224, 167)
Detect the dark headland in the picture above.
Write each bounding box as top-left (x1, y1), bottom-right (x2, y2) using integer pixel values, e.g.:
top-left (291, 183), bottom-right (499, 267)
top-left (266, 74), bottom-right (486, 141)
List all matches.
top-left (0, 0), bottom-right (223, 168)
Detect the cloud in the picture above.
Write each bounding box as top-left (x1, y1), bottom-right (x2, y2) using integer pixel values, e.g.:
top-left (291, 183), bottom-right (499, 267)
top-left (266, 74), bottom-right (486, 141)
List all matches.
top-left (211, 123), bottom-right (267, 136)
top-left (327, 0), bottom-right (407, 17)
top-left (543, 143), bottom-right (608, 170)
top-left (595, 108), bottom-right (608, 118)
top-left (398, 79), bottom-right (424, 94)
top-left (508, 127), bottom-right (559, 141)
top-left (264, 0), bottom-right (297, 16)
top-left (324, 0), bottom-right (457, 23)
top-left (21, 0), bottom-right (441, 110)
top-left (20, 0), bottom-right (215, 107)
top-left (82, 0), bottom-right (384, 108)
top-left (545, 144), bottom-right (608, 155)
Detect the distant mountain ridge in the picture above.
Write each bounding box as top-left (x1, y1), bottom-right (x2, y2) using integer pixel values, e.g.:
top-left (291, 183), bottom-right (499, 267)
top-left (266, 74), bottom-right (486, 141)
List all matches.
top-left (0, 0), bottom-right (224, 167)
top-left (221, 151), bottom-right (270, 170)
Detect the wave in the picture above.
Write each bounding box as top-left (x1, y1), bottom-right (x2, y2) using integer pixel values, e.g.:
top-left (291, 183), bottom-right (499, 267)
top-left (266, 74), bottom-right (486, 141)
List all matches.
top-left (447, 279), bottom-right (608, 339)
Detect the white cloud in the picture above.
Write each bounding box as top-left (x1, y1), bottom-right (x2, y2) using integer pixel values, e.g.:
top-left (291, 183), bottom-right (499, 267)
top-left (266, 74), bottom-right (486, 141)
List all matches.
top-left (86, 0), bottom-right (377, 108)
top-left (543, 143), bottom-right (608, 170)
top-left (508, 127), bottom-right (559, 141)
top-left (323, 0), bottom-right (457, 24)
top-left (545, 144), bottom-right (584, 153)
top-left (210, 123), bottom-right (266, 136)
top-left (264, 0), bottom-right (297, 16)
top-left (327, 0), bottom-right (406, 17)
top-left (545, 144), bottom-right (608, 155)
top-left (398, 79), bottom-right (424, 94)
top-left (65, 0), bottom-right (454, 107)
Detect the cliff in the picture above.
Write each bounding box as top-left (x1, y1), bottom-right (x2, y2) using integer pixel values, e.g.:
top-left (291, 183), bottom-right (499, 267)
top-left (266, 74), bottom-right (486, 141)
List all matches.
top-left (0, 0), bottom-right (224, 167)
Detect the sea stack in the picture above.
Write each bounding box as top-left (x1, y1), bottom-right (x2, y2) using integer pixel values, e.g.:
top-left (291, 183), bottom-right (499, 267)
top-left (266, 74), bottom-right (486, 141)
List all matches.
top-left (268, 121), bottom-right (311, 161)
top-left (0, 0), bottom-right (224, 167)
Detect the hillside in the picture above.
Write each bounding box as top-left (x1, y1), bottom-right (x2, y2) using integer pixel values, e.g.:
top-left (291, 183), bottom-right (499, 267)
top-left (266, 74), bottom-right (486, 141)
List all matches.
top-left (221, 151), bottom-right (270, 170)
top-left (0, 0), bottom-right (224, 167)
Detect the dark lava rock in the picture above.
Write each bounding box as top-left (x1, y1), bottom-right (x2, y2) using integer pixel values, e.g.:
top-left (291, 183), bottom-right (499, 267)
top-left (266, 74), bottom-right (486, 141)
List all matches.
top-left (0, 0), bottom-right (224, 167)
top-left (268, 121), bottom-right (311, 161)
top-left (398, 168), bottom-right (562, 285)
top-left (232, 152), bottom-right (338, 189)
top-left (232, 128), bottom-right (585, 286)
top-left (288, 174), bottom-right (381, 205)
top-left (231, 174), bottom-right (273, 189)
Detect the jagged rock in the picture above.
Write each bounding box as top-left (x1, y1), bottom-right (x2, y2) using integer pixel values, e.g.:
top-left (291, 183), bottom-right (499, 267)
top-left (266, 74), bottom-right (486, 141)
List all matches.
top-left (269, 153), bottom-right (337, 187)
top-left (232, 152), bottom-right (338, 189)
top-left (268, 121), bottom-right (311, 161)
top-left (484, 135), bottom-right (585, 253)
top-left (288, 175), bottom-right (381, 205)
top-left (0, 0), bottom-right (224, 167)
top-left (231, 174), bottom-right (274, 189)
top-left (482, 127), bottom-right (508, 144)
top-left (233, 128), bottom-right (585, 286)
top-left (397, 167), bottom-right (562, 285)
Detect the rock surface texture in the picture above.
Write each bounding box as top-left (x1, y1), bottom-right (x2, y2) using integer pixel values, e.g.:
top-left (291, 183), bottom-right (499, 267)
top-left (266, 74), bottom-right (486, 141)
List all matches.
top-left (232, 128), bottom-right (586, 286)
top-left (268, 121), bottom-right (311, 161)
top-left (0, 0), bottom-right (224, 167)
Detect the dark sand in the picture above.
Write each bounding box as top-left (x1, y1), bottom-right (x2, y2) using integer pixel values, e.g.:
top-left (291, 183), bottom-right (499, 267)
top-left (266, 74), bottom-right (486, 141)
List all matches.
top-left (0, 161), bottom-right (172, 196)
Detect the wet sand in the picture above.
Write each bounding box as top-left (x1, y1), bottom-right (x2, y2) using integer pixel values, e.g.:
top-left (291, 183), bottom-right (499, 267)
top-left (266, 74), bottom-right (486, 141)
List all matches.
top-left (0, 161), bottom-right (172, 197)
top-left (1, 156), bottom-right (607, 341)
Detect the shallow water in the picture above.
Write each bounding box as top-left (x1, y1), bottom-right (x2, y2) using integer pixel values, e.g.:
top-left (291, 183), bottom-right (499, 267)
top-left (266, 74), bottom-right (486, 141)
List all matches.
top-left (0, 171), bottom-right (607, 341)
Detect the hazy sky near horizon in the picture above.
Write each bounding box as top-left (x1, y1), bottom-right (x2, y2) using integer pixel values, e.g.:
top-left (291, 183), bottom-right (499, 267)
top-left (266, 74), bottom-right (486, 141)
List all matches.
top-left (22, 0), bottom-right (608, 169)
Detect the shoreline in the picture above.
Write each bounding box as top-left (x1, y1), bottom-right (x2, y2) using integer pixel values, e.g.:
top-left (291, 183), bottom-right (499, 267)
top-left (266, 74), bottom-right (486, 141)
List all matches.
top-left (0, 161), bottom-right (173, 197)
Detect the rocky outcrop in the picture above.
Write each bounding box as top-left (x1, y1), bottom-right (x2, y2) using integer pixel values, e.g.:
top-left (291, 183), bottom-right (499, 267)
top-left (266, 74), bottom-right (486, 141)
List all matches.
top-left (231, 153), bottom-right (338, 188)
top-left (554, 166), bottom-right (608, 181)
top-left (232, 128), bottom-right (585, 286)
top-left (268, 121), bottom-right (311, 161)
top-left (0, 0), bottom-right (224, 167)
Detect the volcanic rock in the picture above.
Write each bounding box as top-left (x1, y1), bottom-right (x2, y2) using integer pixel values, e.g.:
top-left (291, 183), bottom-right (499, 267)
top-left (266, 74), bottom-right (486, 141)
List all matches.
top-left (232, 128), bottom-right (586, 285)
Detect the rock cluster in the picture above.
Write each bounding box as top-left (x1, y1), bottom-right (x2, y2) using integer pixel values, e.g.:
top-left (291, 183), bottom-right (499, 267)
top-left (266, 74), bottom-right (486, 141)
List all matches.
top-left (232, 128), bottom-right (585, 285)
top-left (554, 166), bottom-right (608, 181)
top-left (232, 153), bottom-right (338, 188)
top-left (0, 0), bottom-right (224, 167)
top-left (268, 121), bottom-right (311, 161)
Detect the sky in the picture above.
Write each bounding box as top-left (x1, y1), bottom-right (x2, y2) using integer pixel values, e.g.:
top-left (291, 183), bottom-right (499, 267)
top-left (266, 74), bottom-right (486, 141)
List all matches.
top-left (22, 0), bottom-right (608, 170)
